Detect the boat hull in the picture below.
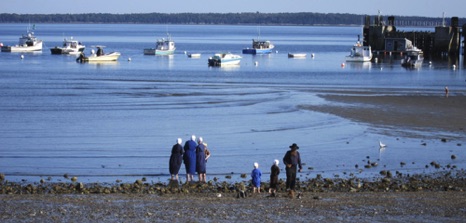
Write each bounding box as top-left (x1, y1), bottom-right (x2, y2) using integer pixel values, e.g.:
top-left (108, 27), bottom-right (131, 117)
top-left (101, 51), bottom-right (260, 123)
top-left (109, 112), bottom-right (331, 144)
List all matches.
top-left (77, 52), bottom-right (121, 62)
top-left (143, 48), bottom-right (176, 55)
top-left (242, 48), bottom-right (273, 55)
top-left (1, 41), bottom-right (43, 52)
top-left (50, 46), bottom-right (85, 55)
top-left (345, 56), bottom-right (372, 62)
top-left (288, 53), bottom-right (306, 58)
top-left (188, 53), bottom-right (201, 58)
top-left (208, 53), bottom-right (241, 66)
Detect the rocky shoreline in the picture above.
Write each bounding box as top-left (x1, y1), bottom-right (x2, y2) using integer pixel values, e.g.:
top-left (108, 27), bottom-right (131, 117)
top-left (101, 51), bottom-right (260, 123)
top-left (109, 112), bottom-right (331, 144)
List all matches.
top-left (1, 169), bottom-right (465, 195)
top-left (1, 171), bottom-right (466, 222)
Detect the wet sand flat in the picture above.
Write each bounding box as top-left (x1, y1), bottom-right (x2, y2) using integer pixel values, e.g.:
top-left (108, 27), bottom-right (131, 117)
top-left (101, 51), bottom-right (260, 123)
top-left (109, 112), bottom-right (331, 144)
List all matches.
top-left (302, 94), bottom-right (466, 135)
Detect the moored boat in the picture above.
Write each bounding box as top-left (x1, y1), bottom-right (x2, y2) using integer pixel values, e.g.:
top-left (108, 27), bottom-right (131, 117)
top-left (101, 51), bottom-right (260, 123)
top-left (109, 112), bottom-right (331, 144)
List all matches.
top-left (242, 39), bottom-right (275, 54)
top-left (208, 53), bottom-right (241, 66)
top-left (401, 46), bottom-right (424, 68)
top-left (50, 37), bottom-right (85, 55)
top-left (345, 35), bottom-right (372, 62)
top-left (1, 26), bottom-right (43, 52)
top-left (288, 53), bottom-right (307, 58)
top-left (76, 46), bottom-right (120, 63)
top-left (144, 33), bottom-right (176, 55)
top-left (187, 53), bottom-right (201, 58)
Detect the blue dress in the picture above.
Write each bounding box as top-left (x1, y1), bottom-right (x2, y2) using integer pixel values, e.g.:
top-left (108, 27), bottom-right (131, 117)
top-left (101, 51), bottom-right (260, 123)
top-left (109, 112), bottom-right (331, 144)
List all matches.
top-left (169, 143), bottom-right (183, 175)
top-left (196, 143), bottom-right (206, 174)
top-left (251, 168), bottom-right (262, 187)
top-left (183, 139), bottom-right (197, 175)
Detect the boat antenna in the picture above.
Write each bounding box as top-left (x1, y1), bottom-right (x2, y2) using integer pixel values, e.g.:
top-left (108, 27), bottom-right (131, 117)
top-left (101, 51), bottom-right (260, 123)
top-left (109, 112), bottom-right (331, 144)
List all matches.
top-left (442, 12), bottom-right (446, 27)
top-left (257, 26), bottom-right (261, 40)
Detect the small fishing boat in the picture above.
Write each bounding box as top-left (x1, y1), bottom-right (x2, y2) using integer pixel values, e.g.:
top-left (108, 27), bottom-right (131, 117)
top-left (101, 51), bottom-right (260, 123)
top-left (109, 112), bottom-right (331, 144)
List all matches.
top-left (242, 39), bottom-right (275, 54)
top-left (76, 46), bottom-right (120, 63)
top-left (1, 26), bottom-right (43, 52)
top-left (401, 46), bottom-right (424, 68)
top-left (288, 53), bottom-right (307, 58)
top-left (345, 35), bottom-right (372, 62)
top-left (50, 37), bottom-right (85, 55)
top-left (208, 53), bottom-right (241, 66)
top-left (144, 33), bottom-right (176, 55)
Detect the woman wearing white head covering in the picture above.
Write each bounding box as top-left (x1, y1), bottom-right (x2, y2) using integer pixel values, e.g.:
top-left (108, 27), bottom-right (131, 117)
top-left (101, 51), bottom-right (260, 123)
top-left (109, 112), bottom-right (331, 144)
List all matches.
top-left (183, 135), bottom-right (197, 183)
top-left (196, 137), bottom-right (208, 183)
top-left (269, 159), bottom-right (280, 196)
top-left (251, 162), bottom-right (262, 193)
top-left (169, 138), bottom-right (183, 181)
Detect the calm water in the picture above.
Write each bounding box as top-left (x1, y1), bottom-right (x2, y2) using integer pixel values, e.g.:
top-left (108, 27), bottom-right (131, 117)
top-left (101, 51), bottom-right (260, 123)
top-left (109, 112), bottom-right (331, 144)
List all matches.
top-left (0, 24), bottom-right (465, 183)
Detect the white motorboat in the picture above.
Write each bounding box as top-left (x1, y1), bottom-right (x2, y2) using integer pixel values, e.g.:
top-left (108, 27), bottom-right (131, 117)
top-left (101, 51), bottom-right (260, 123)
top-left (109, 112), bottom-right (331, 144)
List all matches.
top-left (346, 36), bottom-right (372, 62)
top-left (1, 26), bottom-right (43, 52)
top-left (401, 46), bottom-right (424, 68)
top-left (76, 46), bottom-right (120, 62)
top-left (187, 53), bottom-right (201, 58)
top-left (288, 53), bottom-right (307, 58)
top-left (208, 53), bottom-right (241, 66)
top-left (144, 33), bottom-right (176, 55)
top-left (50, 37), bottom-right (85, 55)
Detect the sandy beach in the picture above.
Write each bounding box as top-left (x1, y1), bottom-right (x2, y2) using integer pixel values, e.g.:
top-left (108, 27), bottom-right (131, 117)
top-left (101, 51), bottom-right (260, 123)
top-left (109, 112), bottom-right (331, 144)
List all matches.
top-left (1, 186), bottom-right (465, 222)
top-left (302, 93), bottom-right (466, 137)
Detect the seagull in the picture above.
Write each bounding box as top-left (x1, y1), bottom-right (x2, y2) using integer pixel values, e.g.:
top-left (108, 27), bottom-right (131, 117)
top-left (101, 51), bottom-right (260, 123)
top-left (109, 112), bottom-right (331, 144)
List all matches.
top-left (379, 141), bottom-right (386, 148)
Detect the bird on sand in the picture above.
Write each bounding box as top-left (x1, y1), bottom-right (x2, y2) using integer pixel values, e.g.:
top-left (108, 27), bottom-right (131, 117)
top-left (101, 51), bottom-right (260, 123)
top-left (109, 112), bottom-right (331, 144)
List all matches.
top-left (379, 141), bottom-right (386, 148)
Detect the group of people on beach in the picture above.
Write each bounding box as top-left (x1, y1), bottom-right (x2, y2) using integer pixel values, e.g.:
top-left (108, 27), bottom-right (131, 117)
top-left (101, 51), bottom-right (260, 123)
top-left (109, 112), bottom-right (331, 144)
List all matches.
top-left (251, 143), bottom-right (302, 198)
top-left (169, 135), bottom-right (210, 183)
top-left (169, 136), bottom-right (302, 198)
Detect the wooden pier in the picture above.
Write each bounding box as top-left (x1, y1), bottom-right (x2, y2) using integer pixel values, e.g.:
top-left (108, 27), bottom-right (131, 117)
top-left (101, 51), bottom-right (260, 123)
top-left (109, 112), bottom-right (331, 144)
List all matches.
top-left (363, 15), bottom-right (463, 57)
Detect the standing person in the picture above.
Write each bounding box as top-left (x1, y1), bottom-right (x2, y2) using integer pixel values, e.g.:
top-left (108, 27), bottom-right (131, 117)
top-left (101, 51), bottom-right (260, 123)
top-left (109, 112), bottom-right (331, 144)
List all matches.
top-left (251, 162), bottom-right (262, 193)
top-left (196, 137), bottom-right (207, 183)
top-left (203, 141), bottom-right (211, 163)
top-left (269, 159), bottom-right (280, 196)
top-left (183, 135), bottom-right (197, 183)
top-left (283, 143), bottom-right (302, 198)
top-left (169, 138), bottom-right (184, 181)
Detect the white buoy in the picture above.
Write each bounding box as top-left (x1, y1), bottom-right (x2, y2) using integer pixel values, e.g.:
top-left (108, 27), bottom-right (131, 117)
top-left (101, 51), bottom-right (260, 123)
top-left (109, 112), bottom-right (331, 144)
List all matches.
top-left (374, 58), bottom-right (378, 63)
top-left (20, 55), bottom-right (24, 59)
top-left (311, 53), bottom-right (315, 58)
top-left (453, 64), bottom-right (457, 70)
top-left (128, 57), bottom-right (132, 61)
top-left (275, 50), bottom-right (278, 54)
top-left (184, 51), bottom-right (187, 55)
top-left (254, 61), bottom-right (258, 66)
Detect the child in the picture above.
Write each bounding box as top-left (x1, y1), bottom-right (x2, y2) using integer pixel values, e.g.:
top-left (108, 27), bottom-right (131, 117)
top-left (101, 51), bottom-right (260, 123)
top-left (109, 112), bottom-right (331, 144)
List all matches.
top-left (251, 162), bottom-right (262, 193)
top-left (269, 159), bottom-right (280, 196)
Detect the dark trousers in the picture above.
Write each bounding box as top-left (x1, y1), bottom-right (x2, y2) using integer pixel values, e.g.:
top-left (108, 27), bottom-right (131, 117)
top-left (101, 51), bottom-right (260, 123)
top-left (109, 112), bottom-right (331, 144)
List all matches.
top-left (285, 166), bottom-right (297, 190)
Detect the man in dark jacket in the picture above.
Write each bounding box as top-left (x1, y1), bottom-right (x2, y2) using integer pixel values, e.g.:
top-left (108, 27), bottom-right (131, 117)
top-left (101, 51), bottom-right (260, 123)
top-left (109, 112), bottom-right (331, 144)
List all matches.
top-left (283, 143), bottom-right (302, 198)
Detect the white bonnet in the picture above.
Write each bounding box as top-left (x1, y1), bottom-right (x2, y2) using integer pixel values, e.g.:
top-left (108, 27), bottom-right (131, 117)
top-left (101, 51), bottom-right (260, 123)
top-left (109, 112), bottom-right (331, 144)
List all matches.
top-left (274, 159), bottom-right (279, 165)
top-left (254, 162), bottom-right (259, 168)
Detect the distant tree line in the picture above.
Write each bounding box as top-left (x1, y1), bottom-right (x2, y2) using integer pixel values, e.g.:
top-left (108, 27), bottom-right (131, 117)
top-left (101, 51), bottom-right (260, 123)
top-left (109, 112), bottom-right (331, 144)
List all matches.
top-left (0, 12), bottom-right (464, 26)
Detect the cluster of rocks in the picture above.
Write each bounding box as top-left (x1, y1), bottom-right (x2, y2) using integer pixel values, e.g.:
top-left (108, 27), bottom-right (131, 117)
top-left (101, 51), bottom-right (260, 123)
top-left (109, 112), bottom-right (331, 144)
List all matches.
top-left (1, 170), bottom-right (464, 195)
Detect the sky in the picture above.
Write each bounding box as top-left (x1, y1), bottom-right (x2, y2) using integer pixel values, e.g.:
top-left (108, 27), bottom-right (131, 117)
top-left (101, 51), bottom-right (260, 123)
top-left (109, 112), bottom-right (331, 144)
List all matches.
top-left (1, 0), bottom-right (465, 18)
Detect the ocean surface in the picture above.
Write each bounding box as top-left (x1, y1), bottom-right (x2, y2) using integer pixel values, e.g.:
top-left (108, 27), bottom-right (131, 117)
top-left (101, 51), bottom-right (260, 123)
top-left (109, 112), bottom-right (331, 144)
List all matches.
top-left (0, 24), bottom-right (465, 184)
